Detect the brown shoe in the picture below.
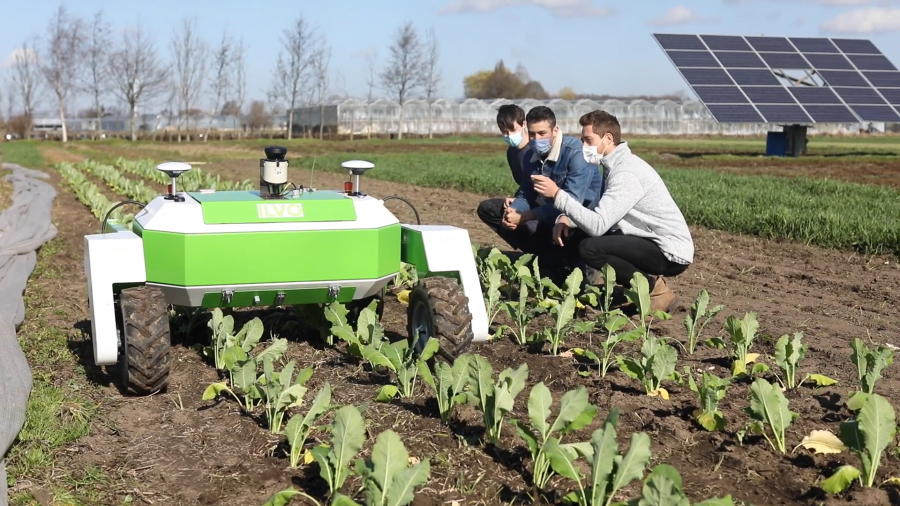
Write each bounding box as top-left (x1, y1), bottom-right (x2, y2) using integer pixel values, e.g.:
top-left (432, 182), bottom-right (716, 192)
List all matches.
top-left (649, 276), bottom-right (677, 313)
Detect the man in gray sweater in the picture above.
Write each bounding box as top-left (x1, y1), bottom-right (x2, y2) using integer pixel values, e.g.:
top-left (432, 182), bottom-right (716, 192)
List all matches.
top-left (532, 110), bottom-right (694, 312)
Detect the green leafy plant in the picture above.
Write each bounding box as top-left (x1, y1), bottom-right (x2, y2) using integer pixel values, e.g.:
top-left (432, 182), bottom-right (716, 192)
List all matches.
top-left (725, 311), bottom-right (760, 377)
top-left (684, 289), bottom-right (724, 355)
top-left (538, 268), bottom-right (582, 355)
top-left (310, 405), bottom-right (366, 501)
top-left (260, 359), bottom-right (314, 434)
top-left (393, 262), bottom-right (418, 289)
top-left (511, 383), bottom-right (597, 490)
top-left (774, 332), bottom-right (807, 390)
top-left (418, 354), bottom-right (471, 425)
top-left (635, 464), bottom-right (735, 505)
top-left (375, 337), bottom-right (440, 401)
top-left (617, 334), bottom-right (679, 399)
top-left (572, 310), bottom-right (642, 378)
top-left (821, 392), bottom-right (897, 494)
top-left (501, 269), bottom-right (546, 345)
top-left (285, 383), bottom-right (333, 468)
top-left (846, 338), bottom-right (894, 410)
top-left (327, 300), bottom-right (383, 357)
top-left (686, 368), bottom-right (730, 431)
top-left (465, 354), bottom-right (529, 446)
top-left (349, 429), bottom-right (431, 506)
top-left (744, 377), bottom-right (797, 454)
top-left (544, 408), bottom-right (651, 506)
top-left (624, 272), bottom-right (672, 337)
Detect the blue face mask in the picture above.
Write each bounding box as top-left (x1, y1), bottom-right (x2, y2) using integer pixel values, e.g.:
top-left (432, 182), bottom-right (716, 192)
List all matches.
top-left (504, 130), bottom-right (523, 147)
top-left (532, 137), bottom-right (551, 154)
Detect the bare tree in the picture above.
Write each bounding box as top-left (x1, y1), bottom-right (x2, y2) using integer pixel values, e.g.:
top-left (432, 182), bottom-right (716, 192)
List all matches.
top-left (40, 5), bottom-right (85, 143)
top-left (364, 53), bottom-right (378, 139)
top-left (311, 44), bottom-right (331, 140)
top-left (234, 38), bottom-right (246, 114)
top-left (171, 17), bottom-right (209, 140)
top-left (380, 21), bottom-right (424, 140)
top-left (109, 23), bottom-right (170, 141)
top-left (8, 37), bottom-right (42, 140)
top-left (0, 86), bottom-right (5, 164)
top-left (421, 26), bottom-right (442, 139)
top-left (269, 15), bottom-right (318, 140)
top-left (81, 10), bottom-right (112, 139)
top-left (206, 31), bottom-right (233, 142)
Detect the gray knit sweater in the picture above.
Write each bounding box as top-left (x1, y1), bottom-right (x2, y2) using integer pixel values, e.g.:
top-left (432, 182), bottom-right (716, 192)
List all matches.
top-left (553, 142), bottom-right (694, 265)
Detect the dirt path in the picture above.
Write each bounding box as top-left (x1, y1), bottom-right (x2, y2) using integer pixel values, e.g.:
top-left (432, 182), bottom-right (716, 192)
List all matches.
top-left (12, 158), bottom-right (900, 506)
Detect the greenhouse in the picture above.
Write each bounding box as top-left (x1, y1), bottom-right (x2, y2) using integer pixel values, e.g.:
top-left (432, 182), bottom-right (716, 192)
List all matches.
top-left (290, 97), bottom-right (864, 136)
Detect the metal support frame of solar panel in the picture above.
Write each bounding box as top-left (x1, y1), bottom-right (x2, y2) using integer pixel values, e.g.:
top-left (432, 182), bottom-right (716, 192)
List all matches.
top-left (652, 33), bottom-right (900, 124)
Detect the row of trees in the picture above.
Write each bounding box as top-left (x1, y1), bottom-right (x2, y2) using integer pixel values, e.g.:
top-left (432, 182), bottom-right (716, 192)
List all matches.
top-left (2, 6), bottom-right (443, 141)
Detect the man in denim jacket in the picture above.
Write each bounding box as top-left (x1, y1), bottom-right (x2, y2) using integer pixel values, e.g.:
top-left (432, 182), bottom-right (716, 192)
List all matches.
top-left (498, 106), bottom-right (602, 274)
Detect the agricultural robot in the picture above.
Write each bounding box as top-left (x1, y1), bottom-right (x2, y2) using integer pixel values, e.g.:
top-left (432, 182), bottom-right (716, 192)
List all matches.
top-left (83, 146), bottom-right (489, 395)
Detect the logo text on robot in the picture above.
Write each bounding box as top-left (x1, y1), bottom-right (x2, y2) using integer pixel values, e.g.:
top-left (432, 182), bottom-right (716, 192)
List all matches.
top-left (256, 203), bottom-right (304, 219)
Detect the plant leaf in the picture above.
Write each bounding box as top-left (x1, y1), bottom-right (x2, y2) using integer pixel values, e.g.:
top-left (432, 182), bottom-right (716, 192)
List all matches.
top-left (821, 465), bottom-right (861, 494)
top-left (332, 405), bottom-right (366, 490)
top-left (608, 432), bottom-right (651, 499)
top-left (807, 374), bottom-right (838, 386)
top-left (256, 338), bottom-right (289, 363)
top-left (527, 382), bottom-right (553, 441)
top-left (371, 430), bottom-right (410, 505)
top-left (857, 392), bottom-right (897, 486)
top-left (376, 385), bottom-right (399, 402)
top-left (202, 382), bottom-right (230, 401)
top-left (261, 488), bottom-right (300, 506)
top-left (794, 430), bottom-right (847, 455)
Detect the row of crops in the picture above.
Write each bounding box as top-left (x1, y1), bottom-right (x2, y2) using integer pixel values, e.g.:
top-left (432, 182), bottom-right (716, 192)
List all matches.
top-left (54, 158), bottom-right (899, 505)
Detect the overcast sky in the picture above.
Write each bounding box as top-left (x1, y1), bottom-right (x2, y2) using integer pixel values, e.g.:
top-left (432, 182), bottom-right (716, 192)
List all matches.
top-left (2, 0), bottom-right (899, 114)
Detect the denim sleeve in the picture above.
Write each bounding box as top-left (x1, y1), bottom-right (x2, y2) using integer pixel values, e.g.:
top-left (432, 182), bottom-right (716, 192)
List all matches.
top-left (532, 154), bottom-right (595, 223)
top-left (510, 162), bottom-right (536, 213)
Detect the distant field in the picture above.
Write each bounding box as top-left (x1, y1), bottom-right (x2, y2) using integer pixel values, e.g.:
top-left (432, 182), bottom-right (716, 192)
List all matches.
top-left (6, 136), bottom-right (900, 256)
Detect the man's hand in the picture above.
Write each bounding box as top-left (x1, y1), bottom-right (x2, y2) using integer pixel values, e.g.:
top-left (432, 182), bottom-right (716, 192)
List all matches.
top-left (553, 215), bottom-right (571, 246)
top-left (502, 206), bottom-right (522, 230)
top-left (531, 175), bottom-right (560, 199)
top-left (503, 197), bottom-right (515, 209)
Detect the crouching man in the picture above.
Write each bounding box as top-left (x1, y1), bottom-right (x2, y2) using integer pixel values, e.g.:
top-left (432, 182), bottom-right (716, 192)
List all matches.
top-left (532, 110), bottom-right (694, 312)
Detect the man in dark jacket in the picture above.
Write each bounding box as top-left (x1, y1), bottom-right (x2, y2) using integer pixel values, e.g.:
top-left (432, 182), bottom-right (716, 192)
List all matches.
top-left (476, 104), bottom-right (532, 229)
top-left (480, 105), bottom-right (603, 274)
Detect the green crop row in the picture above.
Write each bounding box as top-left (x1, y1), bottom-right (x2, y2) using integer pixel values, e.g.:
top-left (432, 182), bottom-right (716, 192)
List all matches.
top-left (113, 157), bottom-right (256, 192)
top-left (56, 162), bottom-right (134, 229)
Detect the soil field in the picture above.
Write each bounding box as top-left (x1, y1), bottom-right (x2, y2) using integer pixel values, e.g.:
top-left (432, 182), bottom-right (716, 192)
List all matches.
top-left (6, 142), bottom-right (900, 506)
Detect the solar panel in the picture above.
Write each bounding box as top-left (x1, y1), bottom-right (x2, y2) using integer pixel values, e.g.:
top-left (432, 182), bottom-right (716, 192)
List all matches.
top-left (847, 54), bottom-right (897, 71)
top-left (849, 105), bottom-right (900, 122)
top-left (693, 86), bottom-right (749, 104)
top-left (864, 71), bottom-right (900, 87)
top-left (701, 35), bottom-right (752, 51)
top-left (879, 89), bottom-right (900, 106)
top-left (667, 50), bottom-right (720, 68)
top-left (789, 38), bottom-right (839, 54)
top-left (756, 105), bottom-right (813, 123)
top-left (834, 87), bottom-right (887, 105)
top-left (802, 54), bottom-right (853, 70)
top-left (802, 105), bottom-right (859, 123)
top-left (714, 51), bottom-right (766, 68)
top-left (789, 87), bottom-right (842, 104)
top-left (832, 39), bottom-right (880, 55)
top-left (741, 86), bottom-right (796, 104)
top-left (680, 68), bottom-right (734, 85)
top-left (706, 104), bottom-right (764, 122)
top-left (653, 33), bottom-right (900, 123)
top-left (655, 34), bottom-right (705, 50)
top-left (818, 70), bottom-right (869, 87)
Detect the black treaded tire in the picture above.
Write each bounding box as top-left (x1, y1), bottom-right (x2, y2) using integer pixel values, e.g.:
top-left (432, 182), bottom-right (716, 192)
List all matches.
top-left (407, 276), bottom-right (474, 362)
top-left (117, 285), bottom-right (172, 395)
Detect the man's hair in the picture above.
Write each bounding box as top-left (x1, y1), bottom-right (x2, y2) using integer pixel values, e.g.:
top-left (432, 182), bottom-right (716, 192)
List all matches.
top-left (579, 110), bottom-right (621, 143)
top-left (525, 106), bottom-right (556, 129)
top-left (496, 104), bottom-right (525, 132)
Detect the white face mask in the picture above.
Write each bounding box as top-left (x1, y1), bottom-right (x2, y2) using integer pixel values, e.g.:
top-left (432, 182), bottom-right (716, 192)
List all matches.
top-left (583, 138), bottom-right (609, 165)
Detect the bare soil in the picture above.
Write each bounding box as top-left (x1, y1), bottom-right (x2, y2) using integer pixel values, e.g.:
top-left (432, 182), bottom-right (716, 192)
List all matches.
top-left (10, 151), bottom-right (900, 506)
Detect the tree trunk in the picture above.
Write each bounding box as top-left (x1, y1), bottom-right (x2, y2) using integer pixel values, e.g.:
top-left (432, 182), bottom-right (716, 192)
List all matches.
top-left (130, 103), bottom-right (137, 141)
top-left (319, 103), bottom-right (324, 140)
top-left (59, 102), bottom-right (68, 143)
top-left (398, 102), bottom-right (404, 140)
top-left (95, 92), bottom-right (103, 140)
top-left (428, 99), bottom-right (433, 139)
top-left (287, 100), bottom-right (295, 140)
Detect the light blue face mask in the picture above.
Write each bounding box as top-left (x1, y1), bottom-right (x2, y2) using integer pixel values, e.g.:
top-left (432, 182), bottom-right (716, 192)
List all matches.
top-left (531, 137), bottom-right (551, 154)
top-left (504, 129), bottom-right (523, 147)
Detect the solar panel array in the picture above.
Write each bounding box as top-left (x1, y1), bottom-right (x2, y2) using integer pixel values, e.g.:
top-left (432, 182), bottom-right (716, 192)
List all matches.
top-left (652, 33), bottom-right (900, 124)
